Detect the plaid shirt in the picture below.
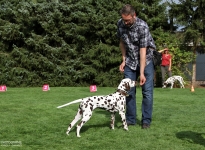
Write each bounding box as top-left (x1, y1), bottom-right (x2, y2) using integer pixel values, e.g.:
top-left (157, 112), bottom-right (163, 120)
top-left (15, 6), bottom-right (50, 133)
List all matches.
top-left (117, 17), bottom-right (156, 70)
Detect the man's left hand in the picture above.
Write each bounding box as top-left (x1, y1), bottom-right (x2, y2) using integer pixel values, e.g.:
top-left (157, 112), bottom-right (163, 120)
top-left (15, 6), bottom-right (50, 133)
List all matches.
top-left (140, 75), bottom-right (146, 86)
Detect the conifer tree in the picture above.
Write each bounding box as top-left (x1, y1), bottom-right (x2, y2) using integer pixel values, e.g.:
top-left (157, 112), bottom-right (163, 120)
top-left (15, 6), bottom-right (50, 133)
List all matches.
top-left (170, 0), bottom-right (205, 87)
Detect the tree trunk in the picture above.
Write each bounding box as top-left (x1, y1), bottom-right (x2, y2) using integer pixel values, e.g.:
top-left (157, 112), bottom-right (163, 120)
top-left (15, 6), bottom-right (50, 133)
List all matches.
top-left (191, 49), bottom-right (197, 87)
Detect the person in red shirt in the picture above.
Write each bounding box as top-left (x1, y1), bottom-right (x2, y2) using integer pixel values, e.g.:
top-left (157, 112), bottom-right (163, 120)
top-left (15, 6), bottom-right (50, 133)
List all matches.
top-left (158, 48), bottom-right (172, 87)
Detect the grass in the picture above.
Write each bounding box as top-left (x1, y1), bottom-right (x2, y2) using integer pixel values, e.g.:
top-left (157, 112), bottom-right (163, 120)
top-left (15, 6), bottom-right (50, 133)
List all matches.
top-left (0, 86), bottom-right (205, 150)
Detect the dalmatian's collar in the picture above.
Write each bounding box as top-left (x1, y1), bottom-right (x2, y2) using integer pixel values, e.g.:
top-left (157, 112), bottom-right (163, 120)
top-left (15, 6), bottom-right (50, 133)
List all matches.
top-left (117, 89), bottom-right (129, 96)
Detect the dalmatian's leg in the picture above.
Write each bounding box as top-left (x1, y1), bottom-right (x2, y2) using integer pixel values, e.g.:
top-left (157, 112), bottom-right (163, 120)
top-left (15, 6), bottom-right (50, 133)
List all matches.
top-left (179, 78), bottom-right (185, 88)
top-left (110, 112), bottom-right (115, 129)
top-left (66, 108), bottom-right (82, 135)
top-left (119, 111), bottom-right (128, 131)
top-left (76, 110), bottom-right (93, 137)
top-left (170, 82), bottom-right (174, 89)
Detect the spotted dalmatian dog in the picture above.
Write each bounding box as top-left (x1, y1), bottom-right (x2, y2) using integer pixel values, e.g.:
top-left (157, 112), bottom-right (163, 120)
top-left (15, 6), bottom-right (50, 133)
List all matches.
top-left (163, 75), bottom-right (185, 89)
top-left (57, 78), bottom-right (136, 137)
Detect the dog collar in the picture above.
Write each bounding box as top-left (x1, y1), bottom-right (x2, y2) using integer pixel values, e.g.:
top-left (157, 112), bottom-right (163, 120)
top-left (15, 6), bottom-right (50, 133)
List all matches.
top-left (117, 89), bottom-right (129, 96)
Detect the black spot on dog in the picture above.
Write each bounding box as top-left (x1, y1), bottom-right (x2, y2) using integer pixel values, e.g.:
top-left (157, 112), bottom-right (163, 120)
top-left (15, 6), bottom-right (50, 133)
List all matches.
top-left (79, 110), bottom-right (83, 114)
top-left (90, 106), bottom-right (93, 111)
top-left (78, 121), bottom-right (83, 126)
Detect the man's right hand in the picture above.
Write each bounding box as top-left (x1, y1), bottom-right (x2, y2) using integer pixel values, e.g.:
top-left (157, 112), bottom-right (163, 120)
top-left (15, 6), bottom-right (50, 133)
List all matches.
top-left (119, 61), bottom-right (125, 73)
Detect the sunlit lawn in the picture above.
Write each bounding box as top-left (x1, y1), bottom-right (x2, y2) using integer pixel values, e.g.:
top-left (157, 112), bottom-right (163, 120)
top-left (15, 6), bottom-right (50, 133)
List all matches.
top-left (0, 86), bottom-right (205, 150)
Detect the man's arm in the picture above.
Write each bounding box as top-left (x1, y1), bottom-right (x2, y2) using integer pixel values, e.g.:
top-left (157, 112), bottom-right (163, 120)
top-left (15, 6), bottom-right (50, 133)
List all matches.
top-left (119, 39), bottom-right (126, 72)
top-left (140, 47), bottom-right (146, 85)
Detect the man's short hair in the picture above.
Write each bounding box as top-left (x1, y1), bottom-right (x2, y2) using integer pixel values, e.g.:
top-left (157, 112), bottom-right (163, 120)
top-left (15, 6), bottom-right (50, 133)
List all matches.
top-left (120, 4), bottom-right (135, 16)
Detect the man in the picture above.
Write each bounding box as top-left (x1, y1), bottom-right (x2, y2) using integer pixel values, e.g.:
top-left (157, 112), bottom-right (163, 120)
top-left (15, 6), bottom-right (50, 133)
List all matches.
top-left (117, 4), bottom-right (156, 129)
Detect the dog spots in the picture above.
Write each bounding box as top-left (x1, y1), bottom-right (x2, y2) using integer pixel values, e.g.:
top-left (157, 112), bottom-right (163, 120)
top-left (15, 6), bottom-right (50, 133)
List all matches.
top-left (80, 109), bottom-right (84, 114)
top-left (109, 107), bottom-right (115, 112)
top-left (78, 121), bottom-right (83, 126)
top-left (89, 103), bottom-right (93, 111)
top-left (90, 106), bottom-right (93, 111)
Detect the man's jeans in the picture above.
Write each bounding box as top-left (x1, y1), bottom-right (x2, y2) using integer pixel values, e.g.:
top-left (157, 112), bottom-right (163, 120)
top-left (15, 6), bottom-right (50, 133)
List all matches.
top-left (124, 61), bottom-right (154, 125)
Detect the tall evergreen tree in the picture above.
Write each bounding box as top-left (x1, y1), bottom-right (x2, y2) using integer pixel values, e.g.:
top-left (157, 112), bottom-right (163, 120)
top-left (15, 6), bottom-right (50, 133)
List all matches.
top-left (0, 0), bottom-right (194, 87)
top-left (170, 0), bottom-right (205, 87)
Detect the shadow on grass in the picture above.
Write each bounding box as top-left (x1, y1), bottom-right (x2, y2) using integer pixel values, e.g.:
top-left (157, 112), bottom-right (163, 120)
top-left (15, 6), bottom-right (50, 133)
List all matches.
top-left (176, 131), bottom-right (205, 147)
top-left (94, 108), bottom-right (141, 124)
top-left (80, 122), bottom-right (111, 133)
top-left (68, 109), bottom-right (142, 135)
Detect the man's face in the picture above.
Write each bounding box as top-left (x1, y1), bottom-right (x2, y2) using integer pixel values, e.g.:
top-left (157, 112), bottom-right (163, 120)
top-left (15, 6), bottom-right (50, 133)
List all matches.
top-left (121, 14), bottom-right (136, 27)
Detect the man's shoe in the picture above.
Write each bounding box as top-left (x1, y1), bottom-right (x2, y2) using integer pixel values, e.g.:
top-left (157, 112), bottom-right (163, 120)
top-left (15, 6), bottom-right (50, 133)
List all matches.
top-left (142, 123), bottom-right (150, 129)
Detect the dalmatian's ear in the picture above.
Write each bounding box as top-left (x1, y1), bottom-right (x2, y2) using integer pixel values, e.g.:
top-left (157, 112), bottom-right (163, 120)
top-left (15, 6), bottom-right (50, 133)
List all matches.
top-left (125, 82), bottom-right (130, 91)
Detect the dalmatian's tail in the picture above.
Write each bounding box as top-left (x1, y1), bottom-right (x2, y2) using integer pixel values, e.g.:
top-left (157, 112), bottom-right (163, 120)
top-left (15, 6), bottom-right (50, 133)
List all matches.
top-left (57, 99), bottom-right (85, 108)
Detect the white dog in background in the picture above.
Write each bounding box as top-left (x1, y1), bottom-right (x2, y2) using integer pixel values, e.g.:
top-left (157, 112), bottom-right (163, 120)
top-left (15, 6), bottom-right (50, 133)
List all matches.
top-left (163, 75), bottom-right (185, 89)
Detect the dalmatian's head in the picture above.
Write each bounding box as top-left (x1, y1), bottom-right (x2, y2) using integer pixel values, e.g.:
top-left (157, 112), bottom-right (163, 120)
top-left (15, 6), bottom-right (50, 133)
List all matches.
top-left (163, 82), bottom-right (168, 86)
top-left (163, 78), bottom-right (172, 87)
top-left (117, 78), bottom-right (137, 93)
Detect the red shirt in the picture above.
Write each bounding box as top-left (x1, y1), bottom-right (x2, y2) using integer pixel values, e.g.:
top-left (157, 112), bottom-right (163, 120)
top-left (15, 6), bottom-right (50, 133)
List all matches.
top-left (161, 54), bottom-right (171, 66)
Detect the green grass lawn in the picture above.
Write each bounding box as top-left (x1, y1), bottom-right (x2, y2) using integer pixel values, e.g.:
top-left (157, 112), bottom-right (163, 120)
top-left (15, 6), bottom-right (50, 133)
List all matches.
top-left (0, 86), bottom-right (205, 150)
